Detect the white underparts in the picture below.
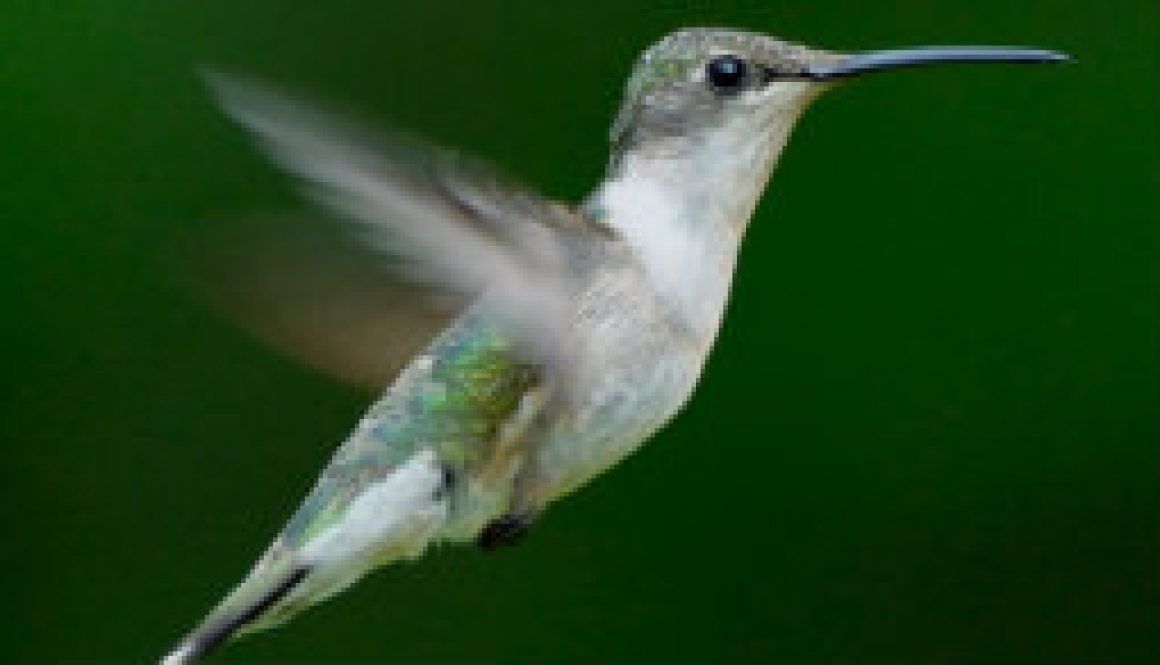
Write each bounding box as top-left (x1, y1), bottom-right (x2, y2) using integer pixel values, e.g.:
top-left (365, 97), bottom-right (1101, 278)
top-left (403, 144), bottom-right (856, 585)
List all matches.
top-left (593, 93), bottom-right (809, 345)
top-left (301, 448), bottom-right (448, 566)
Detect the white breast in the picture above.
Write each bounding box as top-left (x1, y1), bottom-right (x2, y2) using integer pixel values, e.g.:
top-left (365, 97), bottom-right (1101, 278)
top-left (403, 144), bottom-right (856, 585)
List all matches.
top-left (527, 262), bottom-right (711, 502)
top-left (594, 170), bottom-right (743, 346)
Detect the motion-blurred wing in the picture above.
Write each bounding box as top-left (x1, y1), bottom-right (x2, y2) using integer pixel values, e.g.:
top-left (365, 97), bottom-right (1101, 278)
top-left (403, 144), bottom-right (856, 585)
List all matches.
top-left (199, 73), bottom-right (589, 389)
top-left (185, 212), bottom-right (460, 390)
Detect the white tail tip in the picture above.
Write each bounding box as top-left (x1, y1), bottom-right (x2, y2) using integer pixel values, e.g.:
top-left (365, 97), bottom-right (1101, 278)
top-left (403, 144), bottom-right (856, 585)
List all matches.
top-left (159, 640), bottom-right (199, 665)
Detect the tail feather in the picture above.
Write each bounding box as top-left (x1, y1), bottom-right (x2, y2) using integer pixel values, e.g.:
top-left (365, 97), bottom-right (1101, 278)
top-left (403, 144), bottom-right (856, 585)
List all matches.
top-left (160, 564), bottom-right (311, 665)
top-left (160, 449), bottom-right (453, 663)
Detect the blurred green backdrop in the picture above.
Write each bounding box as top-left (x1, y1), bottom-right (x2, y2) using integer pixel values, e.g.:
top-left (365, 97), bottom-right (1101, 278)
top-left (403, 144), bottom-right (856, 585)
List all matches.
top-left (1, 0), bottom-right (1156, 662)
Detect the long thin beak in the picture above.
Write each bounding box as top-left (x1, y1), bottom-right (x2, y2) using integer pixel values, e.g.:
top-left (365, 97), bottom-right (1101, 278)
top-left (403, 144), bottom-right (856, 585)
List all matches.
top-left (806, 47), bottom-right (1072, 80)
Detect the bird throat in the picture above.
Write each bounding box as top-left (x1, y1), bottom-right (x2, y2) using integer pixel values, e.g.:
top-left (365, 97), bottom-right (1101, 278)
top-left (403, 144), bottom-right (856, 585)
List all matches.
top-left (588, 106), bottom-right (802, 344)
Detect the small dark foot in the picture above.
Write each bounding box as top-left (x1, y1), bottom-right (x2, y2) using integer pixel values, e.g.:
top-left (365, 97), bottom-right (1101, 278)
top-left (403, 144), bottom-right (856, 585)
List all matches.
top-left (477, 513), bottom-right (534, 551)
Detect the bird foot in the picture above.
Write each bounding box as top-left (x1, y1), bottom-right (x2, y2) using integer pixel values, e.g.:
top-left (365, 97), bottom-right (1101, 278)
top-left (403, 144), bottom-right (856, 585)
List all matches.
top-left (477, 513), bottom-right (534, 551)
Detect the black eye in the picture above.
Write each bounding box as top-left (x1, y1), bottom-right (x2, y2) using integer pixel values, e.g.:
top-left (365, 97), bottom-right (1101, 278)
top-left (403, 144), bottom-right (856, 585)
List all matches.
top-left (706, 55), bottom-right (748, 92)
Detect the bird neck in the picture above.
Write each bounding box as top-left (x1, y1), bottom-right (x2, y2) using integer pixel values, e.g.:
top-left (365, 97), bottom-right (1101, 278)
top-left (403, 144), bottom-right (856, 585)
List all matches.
top-left (586, 113), bottom-right (798, 345)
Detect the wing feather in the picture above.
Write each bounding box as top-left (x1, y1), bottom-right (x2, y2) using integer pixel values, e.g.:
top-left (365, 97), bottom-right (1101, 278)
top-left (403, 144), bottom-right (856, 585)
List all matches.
top-left (197, 73), bottom-right (592, 388)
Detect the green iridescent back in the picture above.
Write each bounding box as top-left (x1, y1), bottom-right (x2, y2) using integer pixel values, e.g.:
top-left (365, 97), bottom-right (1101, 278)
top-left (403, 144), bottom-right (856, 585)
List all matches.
top-left (282, 310), bottom-right (537, 546)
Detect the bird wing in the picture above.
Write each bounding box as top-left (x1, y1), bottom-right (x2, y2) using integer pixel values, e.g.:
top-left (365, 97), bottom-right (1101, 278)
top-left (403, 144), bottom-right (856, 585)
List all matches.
top-left (195, 73), bottom-right (596, 389)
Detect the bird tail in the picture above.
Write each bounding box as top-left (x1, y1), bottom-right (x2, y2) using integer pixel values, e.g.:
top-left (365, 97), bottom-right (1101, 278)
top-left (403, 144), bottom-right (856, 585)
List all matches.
top-left (160, 555), bottom-right (313, 665)
top-left (160, 449), bottom-right (453, 664)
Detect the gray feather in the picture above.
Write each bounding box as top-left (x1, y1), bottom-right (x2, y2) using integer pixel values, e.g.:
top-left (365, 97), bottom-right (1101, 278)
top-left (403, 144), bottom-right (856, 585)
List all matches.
top-left (201, 72), bottom-right (597, 382)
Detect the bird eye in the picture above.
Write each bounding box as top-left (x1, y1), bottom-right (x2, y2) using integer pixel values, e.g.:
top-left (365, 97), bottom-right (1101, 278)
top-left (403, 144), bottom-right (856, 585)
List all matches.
top-left (706, 55), bottom-right (748, 92)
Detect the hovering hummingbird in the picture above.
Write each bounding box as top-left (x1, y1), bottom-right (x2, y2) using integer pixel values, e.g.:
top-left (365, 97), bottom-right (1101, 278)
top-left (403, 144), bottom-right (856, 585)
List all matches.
top-left (162, 28), bottom-right (1069, 664)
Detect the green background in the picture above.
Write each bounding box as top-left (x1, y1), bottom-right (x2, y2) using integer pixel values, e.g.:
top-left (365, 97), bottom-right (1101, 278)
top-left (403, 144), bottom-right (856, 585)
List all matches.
top-left (1, 1), bottom-right (1156, 662)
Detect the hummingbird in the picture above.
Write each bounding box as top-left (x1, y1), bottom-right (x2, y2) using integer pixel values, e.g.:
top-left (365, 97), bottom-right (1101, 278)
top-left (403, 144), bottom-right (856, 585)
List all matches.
top-left (162, 27), bottom-right (1069, 664)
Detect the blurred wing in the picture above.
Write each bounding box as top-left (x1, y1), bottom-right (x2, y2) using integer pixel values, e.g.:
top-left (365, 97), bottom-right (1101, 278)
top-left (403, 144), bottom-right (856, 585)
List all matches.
top-left (200, 73), bottom-right (590, 389)
top-left (184, 212), bottom-right (460, 390)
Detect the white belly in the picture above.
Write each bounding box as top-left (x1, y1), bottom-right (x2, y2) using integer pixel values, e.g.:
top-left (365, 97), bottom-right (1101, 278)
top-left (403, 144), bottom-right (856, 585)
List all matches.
top-left (527, 271), bottom-right (711, 504)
